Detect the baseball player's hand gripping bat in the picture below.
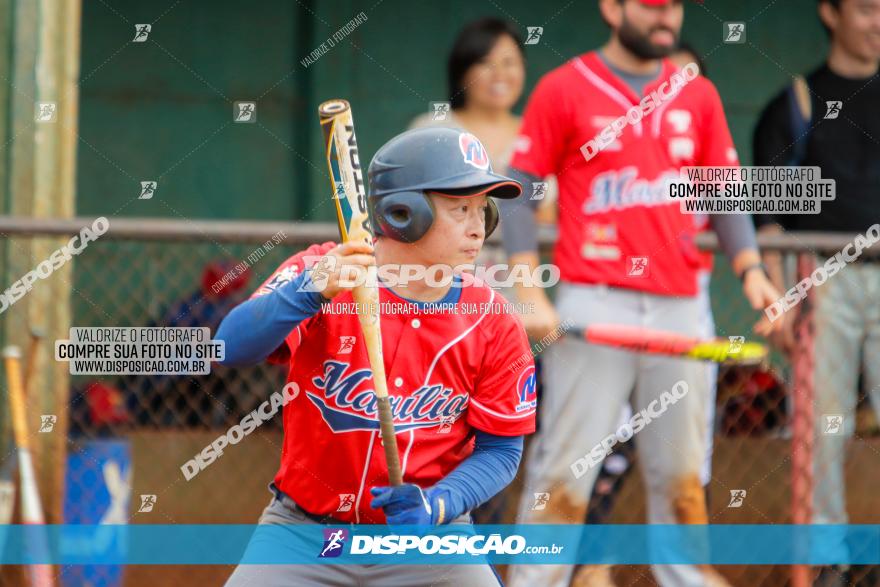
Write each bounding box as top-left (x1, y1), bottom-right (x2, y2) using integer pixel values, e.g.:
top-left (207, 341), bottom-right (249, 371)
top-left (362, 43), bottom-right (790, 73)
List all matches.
top-left (318, 99), bottom-right (402, 486)
top-left (3, 346), bottom-right (55, 586)
top-left (568, 324), bottom-right (768, 365)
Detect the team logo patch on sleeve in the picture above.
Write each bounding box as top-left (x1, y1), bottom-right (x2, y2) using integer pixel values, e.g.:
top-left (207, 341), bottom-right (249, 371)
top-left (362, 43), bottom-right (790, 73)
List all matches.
top-left (515, 366), bottom-right (537, 413)
top-left (459, 132), bottom-right (490, 170)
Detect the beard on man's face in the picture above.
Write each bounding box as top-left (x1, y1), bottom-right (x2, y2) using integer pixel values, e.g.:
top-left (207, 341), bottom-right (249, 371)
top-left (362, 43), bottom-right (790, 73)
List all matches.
top-left (617, 17), bottom-right (679, 59)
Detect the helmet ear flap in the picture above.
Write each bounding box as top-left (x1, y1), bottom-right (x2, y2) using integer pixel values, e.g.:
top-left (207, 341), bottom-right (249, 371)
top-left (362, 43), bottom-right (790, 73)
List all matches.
top-left (485, 199), bottom-right (500, 238)
top-left (369, 191), bottom-right (435, 243)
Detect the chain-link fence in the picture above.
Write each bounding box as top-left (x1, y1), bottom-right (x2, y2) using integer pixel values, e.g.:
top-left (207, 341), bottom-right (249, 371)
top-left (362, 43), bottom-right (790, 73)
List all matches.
top-left (0, 218), bottom-right (877, 586)
top-left (478, 236), bottom-right (880, 587)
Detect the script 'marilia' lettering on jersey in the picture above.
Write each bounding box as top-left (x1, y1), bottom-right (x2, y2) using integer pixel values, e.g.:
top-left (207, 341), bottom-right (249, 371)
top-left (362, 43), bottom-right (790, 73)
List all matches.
top-left (586, 168), bottom-right (680, 214)
top-left (306, 360), bottom-right (469, 432)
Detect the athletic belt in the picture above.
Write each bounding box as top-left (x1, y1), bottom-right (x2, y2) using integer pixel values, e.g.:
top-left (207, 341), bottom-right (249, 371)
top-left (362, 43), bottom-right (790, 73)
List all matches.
top-left (268, 483), bottom-right (351, 525)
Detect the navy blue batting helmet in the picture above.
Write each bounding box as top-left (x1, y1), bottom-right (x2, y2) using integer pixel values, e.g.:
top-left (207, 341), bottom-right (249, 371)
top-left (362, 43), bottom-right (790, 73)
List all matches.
top-left (367, 127), bottom-right (522, 243)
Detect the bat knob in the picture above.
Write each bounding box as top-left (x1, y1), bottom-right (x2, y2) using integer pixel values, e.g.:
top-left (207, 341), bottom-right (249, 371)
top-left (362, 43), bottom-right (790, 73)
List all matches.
top-left (319, 99), bottom-right (350, 116)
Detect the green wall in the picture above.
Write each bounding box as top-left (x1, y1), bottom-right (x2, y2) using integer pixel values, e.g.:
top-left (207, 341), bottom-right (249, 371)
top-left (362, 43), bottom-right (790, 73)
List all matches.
top-left (76, 0), bottom-right (827, 223)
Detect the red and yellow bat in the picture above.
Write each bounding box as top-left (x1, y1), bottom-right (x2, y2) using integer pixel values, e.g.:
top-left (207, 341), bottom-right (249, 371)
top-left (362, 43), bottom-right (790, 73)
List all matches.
top-left (568, 324), bottom-right (768, 365)
top-left (3, 346), bottom-right (54, 586)
top-left (318, 99), bottom-right (402, 486)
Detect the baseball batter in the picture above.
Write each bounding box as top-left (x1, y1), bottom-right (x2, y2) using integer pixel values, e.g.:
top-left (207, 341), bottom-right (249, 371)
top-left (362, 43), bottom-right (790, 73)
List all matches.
top-left (217, 127), bottom-right (536, 587)
top-left (498, 1), bottom-right (782, 586)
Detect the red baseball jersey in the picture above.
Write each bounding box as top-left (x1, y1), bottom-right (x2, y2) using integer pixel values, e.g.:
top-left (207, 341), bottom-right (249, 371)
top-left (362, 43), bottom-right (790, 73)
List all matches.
top-left (510, 51), bottom-right (738, 296)
top-left (249, 242), bottom-right (536, 523)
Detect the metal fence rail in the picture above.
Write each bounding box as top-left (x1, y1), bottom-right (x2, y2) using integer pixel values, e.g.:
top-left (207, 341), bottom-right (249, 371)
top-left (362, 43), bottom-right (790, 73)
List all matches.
top-left (1, 215), bottom-right (878, 254)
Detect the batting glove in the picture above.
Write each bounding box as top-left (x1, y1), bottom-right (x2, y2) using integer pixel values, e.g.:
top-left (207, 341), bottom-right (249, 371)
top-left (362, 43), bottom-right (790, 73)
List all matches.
top-left (369, 484), bottom-right (451, 525)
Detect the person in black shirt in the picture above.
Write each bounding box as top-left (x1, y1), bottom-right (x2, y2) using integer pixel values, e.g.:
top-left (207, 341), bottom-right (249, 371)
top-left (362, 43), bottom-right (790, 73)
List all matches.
top-left (753, 9), bottom-right (880, 233)
top-left (753, 1), bottom-right (880, 584)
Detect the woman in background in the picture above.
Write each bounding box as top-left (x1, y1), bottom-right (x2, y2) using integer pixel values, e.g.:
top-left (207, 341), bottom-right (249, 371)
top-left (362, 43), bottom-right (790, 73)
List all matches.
top-left (411, 17), bottom-right (558, 241)
top-left (410, 18), bottom-right (524, 170)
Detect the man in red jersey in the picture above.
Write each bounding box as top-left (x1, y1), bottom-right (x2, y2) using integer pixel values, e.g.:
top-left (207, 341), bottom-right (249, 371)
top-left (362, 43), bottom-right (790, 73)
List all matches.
top-left (218, 127), bottom-right (535, 586)
top-left (499, 1), bottom-right (782, 586)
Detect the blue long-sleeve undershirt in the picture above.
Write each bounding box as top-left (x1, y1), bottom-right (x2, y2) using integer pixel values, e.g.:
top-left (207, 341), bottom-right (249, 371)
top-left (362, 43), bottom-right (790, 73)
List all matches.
top-left (430, 431), bottom-right (523, 523)
top-left (215, 270), bottom-right (325, 367)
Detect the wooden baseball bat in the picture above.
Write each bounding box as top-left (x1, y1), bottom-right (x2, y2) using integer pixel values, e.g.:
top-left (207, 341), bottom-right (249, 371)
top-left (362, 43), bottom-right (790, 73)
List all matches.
top-left (318, 99), bottom-right (402, 486)
top-left (3, 346), bottom-right (54, 586)
top-left (568, 324), bottom-right (768, 365)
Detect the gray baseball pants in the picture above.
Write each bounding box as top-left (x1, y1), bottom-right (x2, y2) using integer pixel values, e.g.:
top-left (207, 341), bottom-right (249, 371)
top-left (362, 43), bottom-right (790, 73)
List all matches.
top-left (224, 486), bottom-right (502, 587)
